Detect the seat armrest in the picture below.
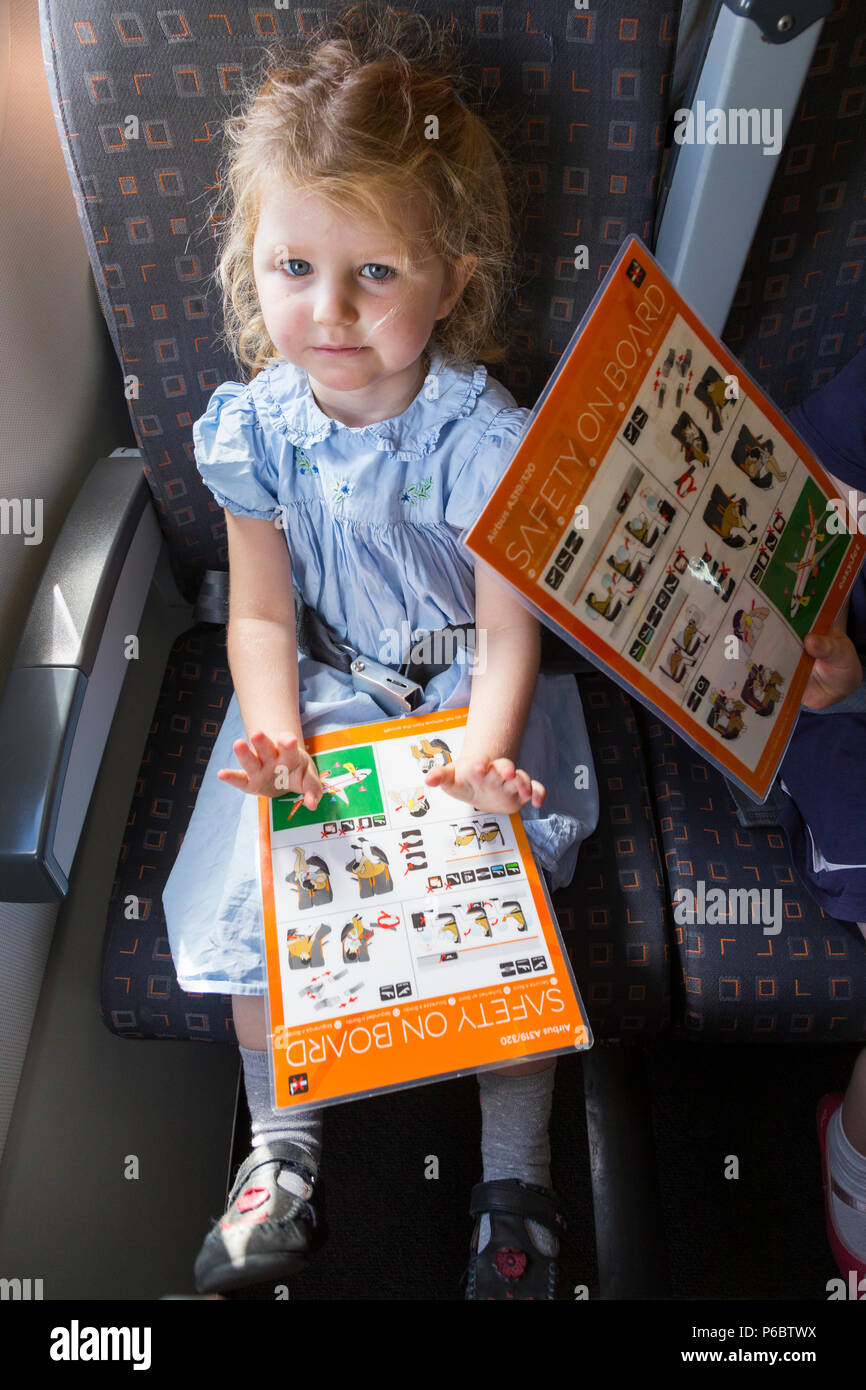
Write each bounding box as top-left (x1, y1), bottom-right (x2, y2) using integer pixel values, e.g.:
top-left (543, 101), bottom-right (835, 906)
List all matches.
top-left (0, 451), bottom-right (185, 902)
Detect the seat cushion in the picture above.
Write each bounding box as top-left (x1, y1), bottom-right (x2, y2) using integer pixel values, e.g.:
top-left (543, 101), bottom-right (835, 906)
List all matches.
top-left (553, 672), bottom-right (671, 1041)
top-left (100, 624), bottom-right (236, 1041)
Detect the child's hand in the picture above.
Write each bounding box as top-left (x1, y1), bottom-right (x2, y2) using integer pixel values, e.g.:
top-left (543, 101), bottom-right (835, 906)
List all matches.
top-left (801, 626), bottom-right (863, 710)
top-left (425, 755), bottom-right (545, 814)
top-left (218, 731), bottom-right (324, 805)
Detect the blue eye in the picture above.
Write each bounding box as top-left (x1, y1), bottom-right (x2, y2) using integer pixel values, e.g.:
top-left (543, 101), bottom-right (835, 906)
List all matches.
top-left (278, 258), bottom-right (311, 277)
top-left (276, 258), bottom-right (395, 282)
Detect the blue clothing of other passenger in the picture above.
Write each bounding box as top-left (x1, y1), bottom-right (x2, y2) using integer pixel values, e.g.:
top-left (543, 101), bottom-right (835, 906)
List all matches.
top-left (779, 347), bottom-right (866, 922)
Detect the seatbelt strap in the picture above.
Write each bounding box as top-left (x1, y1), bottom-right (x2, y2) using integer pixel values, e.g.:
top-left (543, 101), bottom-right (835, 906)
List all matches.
top-left (193, 569), bottom-right (425, 716)
top-left (723, 775), bottom-right (790, 828)
top-left (194, 571), bottom-right (596, 713)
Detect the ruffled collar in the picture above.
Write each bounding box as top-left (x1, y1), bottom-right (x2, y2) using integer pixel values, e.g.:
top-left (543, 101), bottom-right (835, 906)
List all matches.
top-left (254, 341), bottom-right (488, 460)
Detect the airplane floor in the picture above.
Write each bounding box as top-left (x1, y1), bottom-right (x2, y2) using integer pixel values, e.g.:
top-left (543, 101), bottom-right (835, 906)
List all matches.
top-left (218, 1038), bottom-right (859, 1301)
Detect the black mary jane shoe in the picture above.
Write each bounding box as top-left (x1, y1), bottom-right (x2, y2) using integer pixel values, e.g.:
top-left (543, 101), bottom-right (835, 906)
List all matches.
top-left (465, 1179), bottom-right (565, 1301)
top-left (194, 1139), bottom-right (325, 1295)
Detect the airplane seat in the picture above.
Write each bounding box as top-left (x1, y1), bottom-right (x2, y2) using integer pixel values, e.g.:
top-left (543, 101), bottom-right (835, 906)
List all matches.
top-left (551, 672), bottom-right (671, 1042)
top-left (637, 714), bottom-right (866, 1041)
top-left (639, 0), bottom-right (866, 1043)
top-left (31, 0), bottom-right (683, 1053)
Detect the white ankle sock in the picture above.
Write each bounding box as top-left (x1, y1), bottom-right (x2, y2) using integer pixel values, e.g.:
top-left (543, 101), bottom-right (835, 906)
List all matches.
top-left (476, 1064), bottom-right (558, 1256)
top-left (827, 1107), bottom-right (866, 1260)
top-left (240, 1045), bottom-right (323, 1189)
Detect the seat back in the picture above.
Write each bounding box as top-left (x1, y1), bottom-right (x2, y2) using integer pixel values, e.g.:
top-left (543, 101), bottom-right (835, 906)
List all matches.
top-left (721, 1), bottom-right (866, 405)
top-left (40, 0), bottom-right (681, 595)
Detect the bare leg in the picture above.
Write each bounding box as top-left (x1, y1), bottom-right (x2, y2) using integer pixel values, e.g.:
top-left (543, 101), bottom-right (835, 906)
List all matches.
top-left (232, 993), bottom-right (267, 1051)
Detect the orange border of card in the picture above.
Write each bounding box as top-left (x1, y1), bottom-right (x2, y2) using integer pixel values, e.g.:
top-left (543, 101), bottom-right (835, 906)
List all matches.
top-left (463, 234), bottom-right (866, 800)
top-left (258, 706), bottom-right (590, 1110)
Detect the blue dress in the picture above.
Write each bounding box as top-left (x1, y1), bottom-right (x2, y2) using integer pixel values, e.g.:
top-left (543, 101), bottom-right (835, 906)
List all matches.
top-left (162, 341), bottom-right (599, 995)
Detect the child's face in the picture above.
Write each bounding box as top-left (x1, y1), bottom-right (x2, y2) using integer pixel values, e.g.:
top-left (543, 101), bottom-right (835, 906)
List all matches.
top-left (252, 183), bottom-right (473, 421)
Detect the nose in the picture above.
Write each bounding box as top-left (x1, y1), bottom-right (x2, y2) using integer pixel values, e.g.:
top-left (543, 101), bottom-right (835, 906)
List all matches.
top-left (312, 274), bottom-right (358, 328)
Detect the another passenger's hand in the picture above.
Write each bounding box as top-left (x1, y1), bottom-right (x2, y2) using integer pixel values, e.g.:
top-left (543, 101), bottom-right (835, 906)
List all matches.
top-left (425, 755), bottom-right (545, 813)
top-left (801, 626), bottom-right (863, 710)
top-left (218, 730), bottom-right (324, 805)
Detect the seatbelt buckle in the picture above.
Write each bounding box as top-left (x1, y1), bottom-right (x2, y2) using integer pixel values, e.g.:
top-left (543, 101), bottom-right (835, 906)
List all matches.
top-left (349, 657), bottom-right (424, 716)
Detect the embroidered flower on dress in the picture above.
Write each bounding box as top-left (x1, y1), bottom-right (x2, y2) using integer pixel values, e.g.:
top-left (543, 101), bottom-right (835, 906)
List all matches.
top-left (295, 447), bottom-right (318, 475)
top-left (332, 479), bottom-right (353, 506)
top-left (401, 475), bottom-right (433, 506)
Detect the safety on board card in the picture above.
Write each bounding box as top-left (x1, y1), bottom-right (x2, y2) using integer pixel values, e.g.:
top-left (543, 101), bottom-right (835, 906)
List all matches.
top-left (463, 235), bottom-right (866, 802)
top-left (257, 706), bottom-right (591, 1111)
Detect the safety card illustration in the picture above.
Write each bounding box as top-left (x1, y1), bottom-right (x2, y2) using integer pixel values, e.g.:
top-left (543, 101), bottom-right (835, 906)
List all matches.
top-left (463, 235), bottom-right (866, 800)
top-left (257, 707), bottom-right (591, 1111)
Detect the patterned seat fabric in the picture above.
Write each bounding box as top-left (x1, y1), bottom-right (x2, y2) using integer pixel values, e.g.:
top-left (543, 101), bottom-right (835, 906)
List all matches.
top-left (100, 624), bottom-right (236, 1039)
top-left (40, 0), bottom-right (682, 593)
top-left (38, 0), bottom-right (682, 1040)
top-left (553, 673), bottom-right (671, 1042)
top-left (636, 709), bottom-right (866, 1043)
top-left (721, 1), bottom-right (866, 409)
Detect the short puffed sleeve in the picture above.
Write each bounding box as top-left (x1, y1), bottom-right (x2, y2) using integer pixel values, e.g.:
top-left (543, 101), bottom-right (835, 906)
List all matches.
top-left (193, 381), bottom-right (281, 520)
top-left (444, 407), bottom-right (529, 532)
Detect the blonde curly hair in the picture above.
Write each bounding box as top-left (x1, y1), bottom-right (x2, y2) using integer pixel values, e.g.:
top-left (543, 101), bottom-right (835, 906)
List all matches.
top-left (210, 3), bottom-right (523, 379)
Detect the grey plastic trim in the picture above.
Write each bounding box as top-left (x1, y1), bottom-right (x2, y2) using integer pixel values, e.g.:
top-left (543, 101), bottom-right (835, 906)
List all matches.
top-left (654, 2), bottom-right (825, 332)
top-left (53, 499), bottom-right (164, 879)
top-left (722, 0), bottom-right (834, 45)
top-left (15, 453), bottom-right (154, 673)
top-left (0, 453), bottom-right (167, 902)
top-left (0, 668), bottom-right (85, 899)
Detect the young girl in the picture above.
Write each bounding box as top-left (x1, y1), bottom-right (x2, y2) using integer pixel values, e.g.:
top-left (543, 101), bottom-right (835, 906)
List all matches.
top-left (161, 8), bottom-right (597, 1300)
